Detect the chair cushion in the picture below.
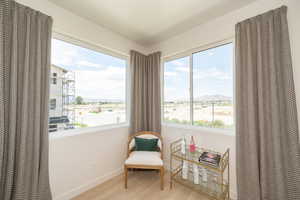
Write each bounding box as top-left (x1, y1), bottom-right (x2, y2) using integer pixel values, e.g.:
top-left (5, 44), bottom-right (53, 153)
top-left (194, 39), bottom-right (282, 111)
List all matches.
top-left (125, 151), bottom-right (163, 166)
top-left (129, 134), bottom-right (162, 150)
top-left (135, 137), bottom-right (158, 151)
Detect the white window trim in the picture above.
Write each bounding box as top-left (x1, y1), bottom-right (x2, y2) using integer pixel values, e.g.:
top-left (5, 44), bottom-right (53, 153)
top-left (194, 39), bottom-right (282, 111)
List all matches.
top-left (162, 122), bottom-right (235, 136)
top-left (52, 32), bottom-right (130, 60)
top-left (50, 123), bottom-right (129, 139)
top-left (161, 37), bottom-right (236, 135)
top-left (50, 32), bottom-right (130, 138)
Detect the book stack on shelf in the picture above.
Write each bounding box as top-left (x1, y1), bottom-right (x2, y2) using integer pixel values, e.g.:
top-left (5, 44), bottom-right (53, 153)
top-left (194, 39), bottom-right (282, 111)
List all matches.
top-left (170, 138), bottom-right (230, 200)
top-left (199, 151), bottom-right (221, 167)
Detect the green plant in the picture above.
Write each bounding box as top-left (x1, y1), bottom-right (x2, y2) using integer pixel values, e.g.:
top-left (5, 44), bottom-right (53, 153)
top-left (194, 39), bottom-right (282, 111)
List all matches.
top-left (75, 96), bottom-right (84, 105)
top-left (211, 120), bottom-right (225, 128)
top-left (89, 111), bottom-right (100, 114)
top-left (73, 122), bottom-right (88, 128)
top-left (164, 117), bottom-right (232, 129)
top-left (193, 120), bottom-right (212, 127)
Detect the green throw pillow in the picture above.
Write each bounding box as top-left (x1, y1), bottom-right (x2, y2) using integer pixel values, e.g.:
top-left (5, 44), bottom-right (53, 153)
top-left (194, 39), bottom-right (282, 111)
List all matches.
top-left (135, 137), bottom-right (159, 151)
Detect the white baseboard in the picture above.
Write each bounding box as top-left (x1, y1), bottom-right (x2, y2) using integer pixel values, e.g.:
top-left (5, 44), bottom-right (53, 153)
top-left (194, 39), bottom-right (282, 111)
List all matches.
top-left (53, 168), bottom-right (123, 200)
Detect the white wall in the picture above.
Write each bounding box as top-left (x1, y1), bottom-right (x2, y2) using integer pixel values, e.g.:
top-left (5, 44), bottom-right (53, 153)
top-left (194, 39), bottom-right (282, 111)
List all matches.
top-left (151, 0), bottom-right (300, 199)
top-left (16, 0), bottom-right (148, 55)
top-left (49, 126), bottom-right (129, 200)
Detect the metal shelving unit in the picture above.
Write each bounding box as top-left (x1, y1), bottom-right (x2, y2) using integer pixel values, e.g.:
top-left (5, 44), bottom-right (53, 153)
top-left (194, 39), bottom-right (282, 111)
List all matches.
top-left (170, 139), bottom-right (230, 200)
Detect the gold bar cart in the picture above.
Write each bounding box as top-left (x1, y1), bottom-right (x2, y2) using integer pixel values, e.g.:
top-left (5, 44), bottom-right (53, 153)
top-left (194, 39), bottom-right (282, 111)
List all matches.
top-left (170, 139), bottom-right (230, 200)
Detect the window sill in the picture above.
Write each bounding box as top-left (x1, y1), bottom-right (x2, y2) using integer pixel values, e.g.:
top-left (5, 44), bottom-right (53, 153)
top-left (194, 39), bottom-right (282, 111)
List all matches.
top-left (49, 123), bottom-right (129, 140)
top-left (162, 122), bottom-right (235, 136)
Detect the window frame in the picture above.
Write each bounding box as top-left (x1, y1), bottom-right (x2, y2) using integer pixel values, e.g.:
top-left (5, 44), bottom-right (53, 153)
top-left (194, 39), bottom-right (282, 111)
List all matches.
top-left (161, 38), bottom-right (235, 134)
top-left (50, 32), bottom-right (130, 135)
top-left (50, 98), bottom-right (56, 110)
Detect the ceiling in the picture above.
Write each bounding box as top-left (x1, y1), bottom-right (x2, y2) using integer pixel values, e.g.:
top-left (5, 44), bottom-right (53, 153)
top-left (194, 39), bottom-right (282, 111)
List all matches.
top-left (49, 0), bottom-right (256, 46)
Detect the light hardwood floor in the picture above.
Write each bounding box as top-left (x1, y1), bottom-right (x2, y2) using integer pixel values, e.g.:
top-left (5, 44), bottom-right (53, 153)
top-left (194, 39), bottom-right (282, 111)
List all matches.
top-left (72, 170), bottom-right (210, 200)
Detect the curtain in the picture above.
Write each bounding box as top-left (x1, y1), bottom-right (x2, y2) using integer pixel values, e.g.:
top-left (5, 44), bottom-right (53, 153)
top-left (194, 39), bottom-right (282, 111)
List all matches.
top-left (0, 1), bottom-right (53, 200)
top-left (236, 6), bottom-right (300, 200)
top-left (130, 50), bottom-right (161, 133)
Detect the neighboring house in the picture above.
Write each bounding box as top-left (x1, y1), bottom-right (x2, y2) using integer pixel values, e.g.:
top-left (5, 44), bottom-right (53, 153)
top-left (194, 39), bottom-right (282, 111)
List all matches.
top-left (49, 65), bottom-right (75, 132)
top-left (49, 65), bottom-right (65, 118)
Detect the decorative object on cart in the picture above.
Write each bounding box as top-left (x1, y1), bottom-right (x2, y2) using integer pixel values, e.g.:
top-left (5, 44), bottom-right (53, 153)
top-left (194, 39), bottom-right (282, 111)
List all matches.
top-left (199, 151), bottom-right (221, 167)
top-left (189, 136), bottom-right (196, 153)
top-left (170, 138), bottom-right (230, 200)
top-left (200, 166), bottom-right (208, 182)
top-left (181, 136), bottom-right (188, 180)
top-left (193, 162), bottom-right (200, 184)
top-left (181, 136), bottom-right (186, 154)
top-left (182, 160), bottom-right (189, 180)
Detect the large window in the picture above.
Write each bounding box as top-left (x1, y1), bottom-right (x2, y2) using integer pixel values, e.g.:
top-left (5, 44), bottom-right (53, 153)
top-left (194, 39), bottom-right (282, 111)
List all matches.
top-left (49, 38), bottom-right (127, 133)
top-left (163, 43), bottom-right (234, 129)
top-left (164, 56), bottom-right (190, 124)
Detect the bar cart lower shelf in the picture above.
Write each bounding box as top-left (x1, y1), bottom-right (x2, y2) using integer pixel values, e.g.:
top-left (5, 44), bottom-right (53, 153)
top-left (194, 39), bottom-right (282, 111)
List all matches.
top-left (170, 139), bottom-right (230, 200)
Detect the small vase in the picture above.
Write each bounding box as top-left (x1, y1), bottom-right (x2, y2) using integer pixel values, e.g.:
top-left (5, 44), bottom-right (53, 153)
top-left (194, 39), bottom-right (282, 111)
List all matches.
top-left (189, 136), bottom-right (196, 153)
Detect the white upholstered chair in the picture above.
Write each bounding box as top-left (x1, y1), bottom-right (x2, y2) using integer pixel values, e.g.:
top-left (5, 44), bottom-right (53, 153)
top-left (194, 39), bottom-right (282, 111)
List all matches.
top-left (124, 131), bottom-right (164, 190)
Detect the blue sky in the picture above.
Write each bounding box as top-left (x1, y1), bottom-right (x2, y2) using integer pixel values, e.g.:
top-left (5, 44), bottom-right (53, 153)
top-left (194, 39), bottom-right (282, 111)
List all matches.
top-left (164, 43), bottom-right (233, 101)
top-left (51, 39), bottom-right (126, 101)
top-left (52, 39), bottom-right (233, 102)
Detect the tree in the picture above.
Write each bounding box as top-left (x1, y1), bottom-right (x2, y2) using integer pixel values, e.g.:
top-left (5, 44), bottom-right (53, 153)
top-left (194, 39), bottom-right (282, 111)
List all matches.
top-left (75, 96), bottom-right (84, 105)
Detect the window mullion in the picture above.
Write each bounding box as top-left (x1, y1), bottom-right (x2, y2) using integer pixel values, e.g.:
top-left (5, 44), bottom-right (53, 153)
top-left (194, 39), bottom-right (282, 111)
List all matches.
top-left (189, 54), bottom-right (194, 125)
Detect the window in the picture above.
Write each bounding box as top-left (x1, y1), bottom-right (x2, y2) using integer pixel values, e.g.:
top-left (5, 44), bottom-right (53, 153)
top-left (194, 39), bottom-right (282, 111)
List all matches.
top-left (52, 73), bottom-right (57, 84)
top-left (50, 99), bottom-right (56, 110)
top-left (50, 38), bottom-right (127, 132)
top-left (163, 43), bottom-right (234, 129)
top-left (164, 56), bottom-right (190, 124)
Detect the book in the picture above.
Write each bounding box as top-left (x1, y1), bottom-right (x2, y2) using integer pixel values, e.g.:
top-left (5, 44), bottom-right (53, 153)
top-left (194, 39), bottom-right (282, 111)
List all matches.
top-left (199, 152), bottom-right (221, 167)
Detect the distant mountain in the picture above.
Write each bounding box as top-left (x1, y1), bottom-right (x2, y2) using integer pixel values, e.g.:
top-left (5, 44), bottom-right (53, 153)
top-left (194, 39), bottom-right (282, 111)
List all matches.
top-left (83, 95), bottom-right (231, 103)
top-left (83, 98), bottom-right (124, 103)
top-left (166, 95), bottom-right (232, 102)
top-left (194, 95), bottom-right (232, 101)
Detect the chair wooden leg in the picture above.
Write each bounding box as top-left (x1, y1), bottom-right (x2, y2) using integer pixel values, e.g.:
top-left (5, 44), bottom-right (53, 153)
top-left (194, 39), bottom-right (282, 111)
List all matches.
top-left (160, 167), bottom-right (164, 190)
top-left (124, 166), bottom-right (128, 189)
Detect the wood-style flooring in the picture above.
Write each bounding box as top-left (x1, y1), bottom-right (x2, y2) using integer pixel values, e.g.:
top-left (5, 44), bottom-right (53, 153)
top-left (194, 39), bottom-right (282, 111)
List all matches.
top-left (72, 170), bottom-right (210, 200)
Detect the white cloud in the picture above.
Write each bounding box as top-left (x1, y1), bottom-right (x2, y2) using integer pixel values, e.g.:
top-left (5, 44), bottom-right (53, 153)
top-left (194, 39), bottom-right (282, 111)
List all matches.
top-left (194, 67), bottom-right (231, 80)
top-left (74, 66), bottom-right (126, 99)
top-left (175, 66), bottom-right (189, 72)
top-left (164, 71), bottom-right (178, 77)
top-left (51, 39), bottom-right (127, 100)
top-left (165, 86), bottom-right (190, 101)
top-left (77, 60), bottom-right (102, 68)
top-left (170, 60), bottom-right (185, 66)
top-left (51, 40), bottom-right (79, 67)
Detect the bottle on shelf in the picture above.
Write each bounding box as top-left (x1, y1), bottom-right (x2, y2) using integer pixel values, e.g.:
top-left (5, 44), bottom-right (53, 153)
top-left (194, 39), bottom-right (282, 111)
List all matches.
top-left (181, 136), bottom-right (186, 155)
top-left (201, 167), bottom-right (208, 182)
top-left (189, 136), bottom-right (196, 153)
top-left (181, 135), bottom-right (189, 180)
top-left (182, 161), bottom-right (188, 180)
top-left (193, 163), bottom-right (199, 184)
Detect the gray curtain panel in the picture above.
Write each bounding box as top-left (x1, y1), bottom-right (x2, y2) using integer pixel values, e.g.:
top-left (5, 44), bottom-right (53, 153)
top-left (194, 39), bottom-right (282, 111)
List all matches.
top-left (130, 50), bottom-right (161, 133)
top-left (236, 6), bottom-right (300, 200)
top-left (0, 0), bottom-right (11, 193)
top-left (0, 2), bottom-right (53, 200)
